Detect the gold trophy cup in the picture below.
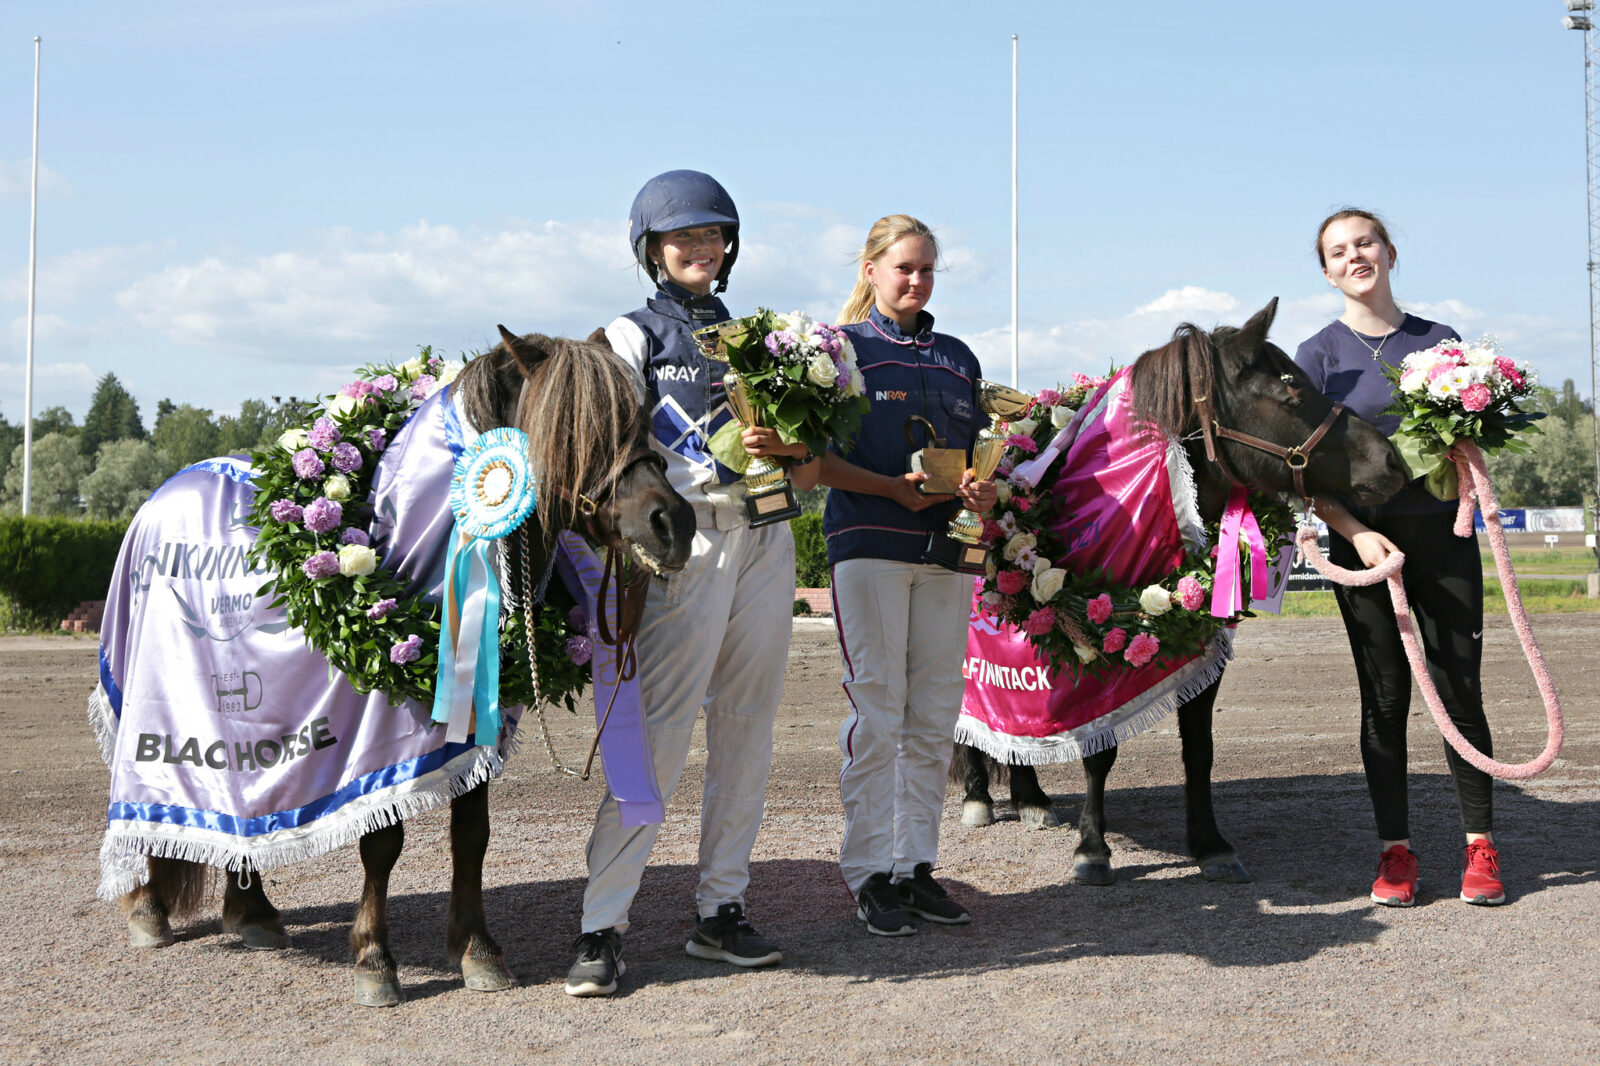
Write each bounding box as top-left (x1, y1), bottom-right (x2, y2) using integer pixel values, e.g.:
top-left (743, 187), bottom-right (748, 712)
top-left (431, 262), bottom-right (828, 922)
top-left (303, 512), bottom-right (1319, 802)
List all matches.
top-left (724, 371), bottom-right (802, 527)
top-left (923, 430), bottom-right (1006, 574)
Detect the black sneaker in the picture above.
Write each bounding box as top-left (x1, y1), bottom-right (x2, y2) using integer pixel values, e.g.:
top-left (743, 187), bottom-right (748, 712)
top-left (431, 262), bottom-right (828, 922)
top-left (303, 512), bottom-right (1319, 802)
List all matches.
top-left (685, 902), bottom-right (782, 967)
top-left (895, 863), bottom-right (971, 924)
top-left (564, 928), bottom-right (624, 996)
top-left (856, 872), bottom-right (916, 936)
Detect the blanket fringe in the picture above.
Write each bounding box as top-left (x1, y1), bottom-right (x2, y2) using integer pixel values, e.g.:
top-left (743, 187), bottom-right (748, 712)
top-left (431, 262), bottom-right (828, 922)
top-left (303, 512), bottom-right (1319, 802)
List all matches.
top-left (97, 733), bottom-right (515, 902)
top-left (955, 631), bottom-right (1232, 766)
top-left (87, 684), bottom-right (118, 766)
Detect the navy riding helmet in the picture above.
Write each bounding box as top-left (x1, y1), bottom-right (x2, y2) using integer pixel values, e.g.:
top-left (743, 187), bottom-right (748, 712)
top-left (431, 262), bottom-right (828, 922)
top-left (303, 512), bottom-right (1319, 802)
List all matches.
top-left (628, 170), bottom-right (740, 293)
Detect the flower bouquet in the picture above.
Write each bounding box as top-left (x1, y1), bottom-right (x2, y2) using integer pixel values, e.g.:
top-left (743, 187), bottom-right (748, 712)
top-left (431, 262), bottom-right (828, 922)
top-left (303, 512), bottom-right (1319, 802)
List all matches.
top-left (702, 309), bottom-right (871, 469)
top-left (1383, 336), bottom-right (1544, 500)
top-left (247, 349), bottom-right (592, 713)
top-left (990, 372), bottom-right (1110, 472)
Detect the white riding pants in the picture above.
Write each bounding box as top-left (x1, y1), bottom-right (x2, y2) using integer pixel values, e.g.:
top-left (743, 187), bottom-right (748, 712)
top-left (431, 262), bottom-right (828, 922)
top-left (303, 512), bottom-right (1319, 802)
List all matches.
top-left (832, 557), bottom-right (971, 896)
top-left (580, 513), bottom-right (794, 933)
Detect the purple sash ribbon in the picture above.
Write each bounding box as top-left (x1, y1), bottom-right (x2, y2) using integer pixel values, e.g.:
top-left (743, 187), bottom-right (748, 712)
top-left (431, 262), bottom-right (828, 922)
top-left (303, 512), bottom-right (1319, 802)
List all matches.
top-left (554, 532), bottom-right (663, 826)
top-left (1210, 484), bottom-right (1269, 618)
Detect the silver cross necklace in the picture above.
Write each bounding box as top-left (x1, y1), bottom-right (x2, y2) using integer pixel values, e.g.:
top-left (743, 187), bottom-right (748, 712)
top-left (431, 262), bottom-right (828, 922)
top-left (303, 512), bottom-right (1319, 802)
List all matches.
top-left (1342, 318), bottom-right (1402, 363)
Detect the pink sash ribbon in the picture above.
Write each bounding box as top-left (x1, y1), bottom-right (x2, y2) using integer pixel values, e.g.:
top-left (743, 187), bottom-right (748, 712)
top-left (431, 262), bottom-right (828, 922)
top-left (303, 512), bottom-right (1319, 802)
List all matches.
top-left (1210, 484), bottom-right (1269, 618)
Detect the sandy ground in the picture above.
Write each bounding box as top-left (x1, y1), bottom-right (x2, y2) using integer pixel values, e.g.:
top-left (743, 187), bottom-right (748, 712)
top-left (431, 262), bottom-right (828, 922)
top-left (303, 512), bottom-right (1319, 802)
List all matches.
top-left (1, 615), bottom-right (1596, 1066)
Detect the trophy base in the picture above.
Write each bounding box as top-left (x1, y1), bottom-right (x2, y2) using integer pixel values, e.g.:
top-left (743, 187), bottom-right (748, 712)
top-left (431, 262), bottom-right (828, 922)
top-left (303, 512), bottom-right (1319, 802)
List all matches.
top-left (924, 532), bottom-right (990, 575)
top-left (745, 483), bottom-right (802, 528)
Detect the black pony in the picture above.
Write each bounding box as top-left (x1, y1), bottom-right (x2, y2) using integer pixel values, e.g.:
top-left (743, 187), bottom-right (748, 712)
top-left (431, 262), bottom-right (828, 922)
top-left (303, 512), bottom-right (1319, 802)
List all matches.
top-left (116, 328), bottom-right (695, 1006)
top-left (955, 299), bottom-right (1405, 884)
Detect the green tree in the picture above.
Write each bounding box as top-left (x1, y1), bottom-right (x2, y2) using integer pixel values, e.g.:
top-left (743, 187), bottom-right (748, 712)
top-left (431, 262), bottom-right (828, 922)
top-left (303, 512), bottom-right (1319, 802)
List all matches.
top-left (217, 398), bottom-right (288, 455)
top-left (1487, 413), bottom-right (1598, 506)
top-left (80, 439), bottom-right (175, 519)
top-left (81, 373), bottom-right (146, 458)
top-left (150, 404), bottom-right (220, 470)
top-left (0, 413), bottom-right (20, 493)
top-left (32, 405), bottom-right (77, 440)
top-left (1550, 379), bottom-right (1592, 427)
top-left (2, 432), bottom-right (90, 516)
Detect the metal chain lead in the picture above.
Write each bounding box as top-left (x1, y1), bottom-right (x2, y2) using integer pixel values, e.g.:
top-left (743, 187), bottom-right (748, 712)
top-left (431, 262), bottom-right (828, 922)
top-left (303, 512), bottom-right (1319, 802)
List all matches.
top-left (522, 523), bottom-right (582, 778)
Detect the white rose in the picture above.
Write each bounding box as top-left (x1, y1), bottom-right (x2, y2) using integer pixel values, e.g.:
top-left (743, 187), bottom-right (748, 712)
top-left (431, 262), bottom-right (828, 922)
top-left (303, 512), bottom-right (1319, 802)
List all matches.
top-left (1050, 404), bottom-right (1075, 429)
top-left (848, 367), bottom-right (866, 396)
top-left (1139, 584), bottom-right (1173, 615)
top-left (435, 360), bottom-right (464, 386)
top-left (1073, 643), bottom-right (1097, 663)
top-left (278, 428), bottom-right (309, 451)
top-left (1031, 555), bottom-right (1052, 575)
top-left (399, 354), bottom-right (428, 379)
top-left (323, 473), bottom-right (353, 501)
top-left (1031, 567), bottom-right (1066, 603)
top-left (1001, 531), bottom-right (1037, 562)
top-left (1399, 368), bottom-right (1428, 394)
top-left (338, 543), bottom-right (378, 577)
top-left (805, 352), bottom-right (839, 387)
top-left (328, 394), bottom-right (362, 419)
top-left (1010, 417), bottom-right (1038, 438)
top-left (995, 480), bottom-right (1013, 505)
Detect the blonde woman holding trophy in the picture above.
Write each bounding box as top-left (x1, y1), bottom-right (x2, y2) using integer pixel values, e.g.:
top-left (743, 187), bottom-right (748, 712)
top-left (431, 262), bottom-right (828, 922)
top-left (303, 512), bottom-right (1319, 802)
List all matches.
top-left (565, 170), bottom-right (818, 997)
top-left (819, 214), bottom-right (996, 936)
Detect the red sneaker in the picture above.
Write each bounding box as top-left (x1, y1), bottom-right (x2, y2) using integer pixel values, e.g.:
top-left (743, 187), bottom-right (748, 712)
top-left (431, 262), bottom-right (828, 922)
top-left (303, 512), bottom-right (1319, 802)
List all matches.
top-left (1371, 844), bottom-right (1418, 906)
top-left (1461, 839), bottom-right (1506, 905)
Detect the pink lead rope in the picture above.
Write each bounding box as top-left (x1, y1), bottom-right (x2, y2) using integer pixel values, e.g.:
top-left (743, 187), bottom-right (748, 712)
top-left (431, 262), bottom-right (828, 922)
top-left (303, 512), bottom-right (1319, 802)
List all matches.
top-left (1295, 440), bottom-right (1565, 781)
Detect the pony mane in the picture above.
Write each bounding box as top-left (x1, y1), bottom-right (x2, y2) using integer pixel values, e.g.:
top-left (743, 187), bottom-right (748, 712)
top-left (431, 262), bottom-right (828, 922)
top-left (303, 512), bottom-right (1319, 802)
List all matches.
top-left (1128, 322), bottom-right (1216, 442)
top-left (455, 333), bottom-right (645, 547)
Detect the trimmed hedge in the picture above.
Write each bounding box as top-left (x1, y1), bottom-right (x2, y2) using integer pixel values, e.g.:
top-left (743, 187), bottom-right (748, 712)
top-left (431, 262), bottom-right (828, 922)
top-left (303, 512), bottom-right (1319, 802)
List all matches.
top-left (0, 516), bottom-right (129, 622)
top-left (791, 512), bottom-right (829, 588)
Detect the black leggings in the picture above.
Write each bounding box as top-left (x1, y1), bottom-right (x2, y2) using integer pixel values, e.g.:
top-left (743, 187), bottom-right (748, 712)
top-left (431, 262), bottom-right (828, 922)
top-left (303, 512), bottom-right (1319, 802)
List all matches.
top-left (1329, 510), bottom-right (1493, 840)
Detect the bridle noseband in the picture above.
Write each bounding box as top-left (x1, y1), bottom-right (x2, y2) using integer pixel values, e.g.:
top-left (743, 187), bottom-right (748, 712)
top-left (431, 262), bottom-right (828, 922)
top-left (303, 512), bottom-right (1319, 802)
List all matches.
top-left (1192, 393), bottom-right (1346, 501)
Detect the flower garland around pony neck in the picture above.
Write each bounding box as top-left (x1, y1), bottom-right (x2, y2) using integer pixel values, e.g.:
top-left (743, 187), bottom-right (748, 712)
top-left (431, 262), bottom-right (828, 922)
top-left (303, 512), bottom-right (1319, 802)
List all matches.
top-left (246, 349), bottom-right (591, 713)
top-left (979, 376), bottom-right (1296, 678)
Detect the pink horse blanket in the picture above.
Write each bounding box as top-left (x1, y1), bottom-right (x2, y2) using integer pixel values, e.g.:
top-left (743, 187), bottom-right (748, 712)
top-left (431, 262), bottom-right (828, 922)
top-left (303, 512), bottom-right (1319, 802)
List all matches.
top-left (956, 370), bottom-right (1232, 764)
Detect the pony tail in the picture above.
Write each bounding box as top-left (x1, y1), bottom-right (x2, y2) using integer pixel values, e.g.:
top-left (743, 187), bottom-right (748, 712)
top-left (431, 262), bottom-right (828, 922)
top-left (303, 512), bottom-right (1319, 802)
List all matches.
top-left (837, 270), bottom-right (875, 324)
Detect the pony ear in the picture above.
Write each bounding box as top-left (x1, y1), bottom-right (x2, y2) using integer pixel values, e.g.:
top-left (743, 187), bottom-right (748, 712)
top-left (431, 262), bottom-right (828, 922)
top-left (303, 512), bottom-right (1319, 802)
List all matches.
top-left (586, 326), bottom-right (613, 350)
top-left (1235, 298), bottom-right (1279, 355)
top-left (497, 324), bottom-right (545, 381)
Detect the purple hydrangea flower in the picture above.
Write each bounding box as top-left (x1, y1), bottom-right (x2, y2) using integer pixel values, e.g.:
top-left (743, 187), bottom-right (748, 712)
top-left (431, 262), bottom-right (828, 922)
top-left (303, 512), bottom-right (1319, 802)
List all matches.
top-left (268, 499), bottom-right (304, 524)
top-left (330, 441), bottom-right (363, 473)
top-left (409, 374), bottom-right (437, 401)
top-left (341, 527), bottom-right (370, 546)
top-left (564, 635), bottom-right (593, 667)
top-left (390, 634), bottom-right (423, 664)
top-left (371, 374), bottom-right (398, 393)
top-left (367, 597), bottom-right (398, 620)
top-left (339, 380), bottom-right (376, 399)
top-left (303, 496), bottom-right (342, 534)
top-left (307, 417), bottom-right (341, 451)
top-left (292, 448), bottom-right (326, 479)
top-left (301, 551), bottom-right (339, 580)
top-left (568, 604), bottom-right (588, 632)
top-left (367, 427), bottom-right (388, 452)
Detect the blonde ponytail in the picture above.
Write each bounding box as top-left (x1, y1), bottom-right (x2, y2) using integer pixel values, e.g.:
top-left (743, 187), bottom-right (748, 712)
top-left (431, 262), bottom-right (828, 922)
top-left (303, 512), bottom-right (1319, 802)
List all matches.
top-left (837, 214), bottom-right (940, 324)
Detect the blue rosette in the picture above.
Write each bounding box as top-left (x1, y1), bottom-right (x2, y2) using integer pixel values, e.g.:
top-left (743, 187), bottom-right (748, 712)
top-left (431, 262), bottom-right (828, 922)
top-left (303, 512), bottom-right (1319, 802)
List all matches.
top-left (434, 426), bottom-right (537, 747)
top-left (448, 426), bottom-right (538, 540)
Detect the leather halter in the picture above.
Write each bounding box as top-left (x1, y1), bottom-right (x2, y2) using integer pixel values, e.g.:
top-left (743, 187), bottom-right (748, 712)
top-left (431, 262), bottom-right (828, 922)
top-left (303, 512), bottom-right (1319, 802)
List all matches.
top-left (1192, 394), bottom-right (1346, 501)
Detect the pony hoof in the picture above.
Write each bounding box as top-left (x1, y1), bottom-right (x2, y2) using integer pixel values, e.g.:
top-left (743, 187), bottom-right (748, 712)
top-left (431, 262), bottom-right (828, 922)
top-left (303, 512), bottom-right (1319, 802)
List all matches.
top-left (128, 914), bottom-right (174, 949)
top-left (461, 953), bottom-right (514, 993)
top-left (237, 923), bottom-right (289, 950)
top-left (960, 801), bottom-right (996, 828)
top-left (1200, 857), bottom-right (1253, 883)
top-left (353, 972), bottom-right (403, 1008)
top-left (1019, 806), bottom-right (1059, 830)
top-left (1072, 859), bottom-right (1115, 886)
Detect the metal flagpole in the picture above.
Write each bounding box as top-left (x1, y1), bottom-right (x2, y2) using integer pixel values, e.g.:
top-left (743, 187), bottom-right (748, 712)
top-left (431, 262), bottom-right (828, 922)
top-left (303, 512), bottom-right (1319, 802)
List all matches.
top-left (22, 36), bottom-right (41, 517)
top-left (1011, 34), bottom-right (1019, 388)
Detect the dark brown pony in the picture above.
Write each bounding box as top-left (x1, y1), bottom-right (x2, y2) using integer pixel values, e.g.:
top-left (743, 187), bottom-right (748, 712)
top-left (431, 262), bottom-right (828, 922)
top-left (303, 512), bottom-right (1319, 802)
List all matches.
top-left (956, 298), bottom-right (1406, 884)
top-left (121, 328), bottom-right (695, 1006)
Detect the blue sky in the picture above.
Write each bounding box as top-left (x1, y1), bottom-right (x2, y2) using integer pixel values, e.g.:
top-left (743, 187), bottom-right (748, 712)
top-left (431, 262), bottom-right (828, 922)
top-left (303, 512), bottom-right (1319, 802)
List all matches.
top-left (2, 1), bottom-right (1593, 426)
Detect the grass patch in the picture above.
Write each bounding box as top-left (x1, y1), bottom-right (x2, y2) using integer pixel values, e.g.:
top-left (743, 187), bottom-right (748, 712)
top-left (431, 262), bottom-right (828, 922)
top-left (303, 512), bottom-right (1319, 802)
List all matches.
top-left (1263, 576), bottom-right (1597, 620)
top-left (1481, 547), bottom-right (1598, 575)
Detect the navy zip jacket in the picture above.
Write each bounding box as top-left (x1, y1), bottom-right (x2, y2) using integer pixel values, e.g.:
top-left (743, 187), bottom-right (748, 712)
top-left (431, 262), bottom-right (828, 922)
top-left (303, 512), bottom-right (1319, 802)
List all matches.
top-left (824, 306), bottom-right (983, 566)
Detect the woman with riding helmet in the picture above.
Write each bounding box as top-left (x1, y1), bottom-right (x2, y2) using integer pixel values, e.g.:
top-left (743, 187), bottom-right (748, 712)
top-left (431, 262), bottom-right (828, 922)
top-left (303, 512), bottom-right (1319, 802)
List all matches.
top-left (564, 170), bottom-right (817, 997)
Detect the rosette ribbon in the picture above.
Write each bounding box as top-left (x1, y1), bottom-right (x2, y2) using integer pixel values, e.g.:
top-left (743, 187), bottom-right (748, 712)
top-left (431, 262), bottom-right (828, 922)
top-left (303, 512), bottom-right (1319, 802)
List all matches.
top-left (1210, 484), bottom-right (1269, 618)
top-left (433, 427), bottom-right (538, 746)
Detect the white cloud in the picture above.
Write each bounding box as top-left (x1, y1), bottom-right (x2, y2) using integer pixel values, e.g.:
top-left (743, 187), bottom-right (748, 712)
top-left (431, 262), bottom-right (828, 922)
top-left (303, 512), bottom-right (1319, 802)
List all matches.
top-left (0, 158), bottom-right (70, 200)
top-left (1134, 285), bottom-right (1239, 318)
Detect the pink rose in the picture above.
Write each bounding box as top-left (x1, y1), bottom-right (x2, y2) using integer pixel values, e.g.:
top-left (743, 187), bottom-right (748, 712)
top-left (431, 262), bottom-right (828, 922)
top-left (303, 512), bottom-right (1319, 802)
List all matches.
top-left (1176, 576), bottom-right (1205, 611)
top-left (1102, 627), bottom-right (1127, 654)
top-left (997, 569), bottom-right (1031, 596)
top-left (1125, 632), bottom-right (1160, 667)
top-left (1086, 593), bottom-right (1113, 625)
top-left (1460, 383), bottom-right (1491, 412)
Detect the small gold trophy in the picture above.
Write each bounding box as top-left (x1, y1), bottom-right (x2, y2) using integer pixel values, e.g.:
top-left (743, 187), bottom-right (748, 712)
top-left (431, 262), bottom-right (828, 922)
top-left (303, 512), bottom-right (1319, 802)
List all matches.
top-left (723, 371), bottom-right (802, 527)
top-left (905, 416), bottom-right (968, 496)
top-left (923, 379), bottom-right (1037, 573)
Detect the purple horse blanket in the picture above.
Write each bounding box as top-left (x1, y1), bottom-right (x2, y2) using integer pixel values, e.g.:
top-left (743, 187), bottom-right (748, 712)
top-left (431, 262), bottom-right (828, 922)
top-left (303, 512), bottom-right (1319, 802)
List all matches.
top-left (956, 370), bottom-right (1232, 764)
top-left (90, 389), bottom-right (662, 900)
